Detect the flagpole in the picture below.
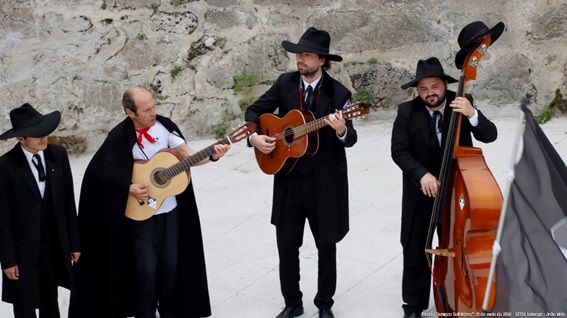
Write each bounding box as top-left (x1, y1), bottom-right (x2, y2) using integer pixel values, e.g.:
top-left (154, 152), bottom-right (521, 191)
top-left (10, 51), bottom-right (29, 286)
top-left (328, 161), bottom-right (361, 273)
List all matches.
top-left (481, 98), bottom-right (527, 311)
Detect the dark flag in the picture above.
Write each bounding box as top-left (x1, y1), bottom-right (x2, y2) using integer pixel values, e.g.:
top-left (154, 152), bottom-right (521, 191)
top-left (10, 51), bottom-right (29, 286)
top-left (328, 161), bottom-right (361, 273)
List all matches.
top-left (491, 105), bottom-right (567, 312)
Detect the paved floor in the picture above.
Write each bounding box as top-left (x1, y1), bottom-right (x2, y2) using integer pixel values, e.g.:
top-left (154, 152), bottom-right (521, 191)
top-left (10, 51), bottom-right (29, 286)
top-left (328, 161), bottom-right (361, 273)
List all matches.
top-left (1, 107), bottom-right (566, 317)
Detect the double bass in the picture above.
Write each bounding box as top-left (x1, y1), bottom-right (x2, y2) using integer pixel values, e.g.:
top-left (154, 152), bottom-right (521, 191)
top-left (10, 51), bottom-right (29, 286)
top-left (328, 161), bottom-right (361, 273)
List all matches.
top-left (425, 25), bottom-right (504, 315)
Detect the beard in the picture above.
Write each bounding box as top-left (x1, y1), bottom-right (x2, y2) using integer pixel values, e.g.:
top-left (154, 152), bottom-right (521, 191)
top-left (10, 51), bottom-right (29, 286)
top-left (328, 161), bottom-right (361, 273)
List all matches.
top-left (422, 91), bottom-right (446, 108)
top-left (297, 63), bottom-right (319, 78)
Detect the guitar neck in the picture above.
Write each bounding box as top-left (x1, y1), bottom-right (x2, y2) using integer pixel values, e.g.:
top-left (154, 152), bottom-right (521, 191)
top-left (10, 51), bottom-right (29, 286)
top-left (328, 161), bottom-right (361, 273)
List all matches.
top-left (293, 112), bottom-right (352, 139)
top-left (163, 137), bottom-right (230, 178)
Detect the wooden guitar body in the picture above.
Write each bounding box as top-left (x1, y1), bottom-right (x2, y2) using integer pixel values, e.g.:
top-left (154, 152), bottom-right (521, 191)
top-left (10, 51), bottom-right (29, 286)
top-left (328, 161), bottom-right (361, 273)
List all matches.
top-left (124, 121), bottom-right (256, 221)
top-left (255, 109), bottom-right (318, 175)
top-left (253, 102), bottom-right (370, 175)
top-left (125, 149), bottom-right (189, 221)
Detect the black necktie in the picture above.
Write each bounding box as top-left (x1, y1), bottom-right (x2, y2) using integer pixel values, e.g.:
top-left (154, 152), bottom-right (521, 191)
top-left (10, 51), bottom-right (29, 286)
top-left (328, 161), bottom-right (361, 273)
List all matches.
top-left (304, 85), bottom-right (315, 110)
top-left (430, 111), bottom-right (442, 147)
top-left (32, 154), bottom-right (46, 182)
top-left (435, 111), bottom-right (443, 133)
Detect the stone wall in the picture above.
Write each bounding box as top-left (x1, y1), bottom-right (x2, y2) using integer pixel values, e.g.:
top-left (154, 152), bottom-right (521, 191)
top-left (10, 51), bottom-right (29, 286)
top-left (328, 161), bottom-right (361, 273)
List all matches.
top-left (1, 0), bottom-right (566, 153)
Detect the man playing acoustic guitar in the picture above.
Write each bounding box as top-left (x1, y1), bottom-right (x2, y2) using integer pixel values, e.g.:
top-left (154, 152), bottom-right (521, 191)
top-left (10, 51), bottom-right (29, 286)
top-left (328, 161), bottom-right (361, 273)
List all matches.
top-left (71, 87), bottom-right (229, 318)
top-left (245, 27), bottom-right (359, 318)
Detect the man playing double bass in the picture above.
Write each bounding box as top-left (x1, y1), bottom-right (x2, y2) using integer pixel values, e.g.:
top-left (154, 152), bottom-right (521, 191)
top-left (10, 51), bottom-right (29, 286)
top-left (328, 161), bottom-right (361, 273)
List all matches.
top-left (390, 50), bottom-right (500, 316)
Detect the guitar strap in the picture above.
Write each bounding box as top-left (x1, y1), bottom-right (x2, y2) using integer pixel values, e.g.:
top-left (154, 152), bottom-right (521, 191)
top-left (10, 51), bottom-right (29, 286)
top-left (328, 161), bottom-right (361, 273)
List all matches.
top-left (137, 142), bottom-right (150, 160)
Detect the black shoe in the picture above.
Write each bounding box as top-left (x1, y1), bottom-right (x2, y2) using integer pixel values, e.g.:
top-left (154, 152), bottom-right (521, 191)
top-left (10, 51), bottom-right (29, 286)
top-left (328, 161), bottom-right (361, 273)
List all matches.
top-left (276, 306), bottom-right (304, 318)
top-left (319, 308), bottom-right (334, 318)
top-left (403, 312), bottom-right (421, 318)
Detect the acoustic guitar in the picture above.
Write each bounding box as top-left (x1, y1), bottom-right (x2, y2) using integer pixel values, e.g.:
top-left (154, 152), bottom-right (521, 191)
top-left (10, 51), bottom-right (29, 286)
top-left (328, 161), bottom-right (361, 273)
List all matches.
top-left (255, 102), bottom-right (370, 175)
top-left (125, 122), bottom-right (256, 221)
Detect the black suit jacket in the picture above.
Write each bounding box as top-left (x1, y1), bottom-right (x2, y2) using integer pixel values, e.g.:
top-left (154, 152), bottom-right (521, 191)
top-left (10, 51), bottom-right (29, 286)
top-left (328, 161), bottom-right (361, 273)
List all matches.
top-left (0, 144), bottom-right (80, 307)
top-left (391, 91), bottom-right (498, 246)
top-left (245, 71), bottom-right (357, 244)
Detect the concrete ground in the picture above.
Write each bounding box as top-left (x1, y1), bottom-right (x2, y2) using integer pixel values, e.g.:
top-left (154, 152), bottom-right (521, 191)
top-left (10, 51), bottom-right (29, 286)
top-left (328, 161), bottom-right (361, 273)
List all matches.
top-left (1, 107), bottom-right (566, 317)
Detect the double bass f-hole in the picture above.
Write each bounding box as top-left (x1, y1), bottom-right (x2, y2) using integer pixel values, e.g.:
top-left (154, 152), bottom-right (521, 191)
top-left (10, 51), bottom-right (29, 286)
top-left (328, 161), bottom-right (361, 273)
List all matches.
top-left (455, 240), bottom-right (468, 279)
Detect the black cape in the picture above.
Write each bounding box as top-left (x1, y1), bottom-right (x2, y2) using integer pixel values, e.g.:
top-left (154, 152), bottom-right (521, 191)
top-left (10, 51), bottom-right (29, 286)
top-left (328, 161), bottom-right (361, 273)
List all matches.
top-left (69, 115), bottom-right (211, 317)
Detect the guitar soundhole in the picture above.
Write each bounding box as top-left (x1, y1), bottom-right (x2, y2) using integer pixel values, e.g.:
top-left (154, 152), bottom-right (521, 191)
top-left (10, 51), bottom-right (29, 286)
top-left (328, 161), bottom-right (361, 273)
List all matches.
top-left (283, 127), bottom-right (294, 146)
top-left (152, 169), bottom-right (169, 187)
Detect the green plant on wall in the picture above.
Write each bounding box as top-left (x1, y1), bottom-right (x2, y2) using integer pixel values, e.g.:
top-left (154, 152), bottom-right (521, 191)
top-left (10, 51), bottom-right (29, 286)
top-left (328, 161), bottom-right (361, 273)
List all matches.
top-left (150, 3), bottom-right (159, 13)
top-left (210, 70), bottom-right (259, 139)
top-left (535, 105), bottom-right (554, 124)
top-left (233, 69), bottom-right (257, 111)
top-left (170, 66), bottom-right (182, 78)
top-left (171, 0), bottom-right (187, 6)
top-left (353, 88), bottom-right (373, 103)
top-left (213, 111), bottom-right (244, 139)
top-left (214, 121), bottom-right (231, 140)
top-left (535, 89), bottom-right (567, 124)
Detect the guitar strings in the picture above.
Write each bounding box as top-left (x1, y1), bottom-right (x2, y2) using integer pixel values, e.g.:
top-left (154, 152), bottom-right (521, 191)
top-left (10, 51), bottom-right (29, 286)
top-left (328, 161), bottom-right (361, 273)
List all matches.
top-left (152, 144), bottom-right (220, 183)
top-left (269, 106), bottom-right (357, 141)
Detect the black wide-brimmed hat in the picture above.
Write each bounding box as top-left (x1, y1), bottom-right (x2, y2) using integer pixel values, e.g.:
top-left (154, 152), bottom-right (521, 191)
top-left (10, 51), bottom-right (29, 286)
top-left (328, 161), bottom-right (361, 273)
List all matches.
top-left (455, 21), bottom-right (505, 69)
top-left (0, 103), bottom-right (61, 140)
top-left (401, 57), bottom-right (458, 90)
top-left (282, 27), bottom-right (343, 62)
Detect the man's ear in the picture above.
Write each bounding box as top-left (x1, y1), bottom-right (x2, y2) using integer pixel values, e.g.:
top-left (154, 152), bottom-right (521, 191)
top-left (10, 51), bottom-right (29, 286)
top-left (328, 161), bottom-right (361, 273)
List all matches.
top-left (125, 108), bottom-right (135, 118)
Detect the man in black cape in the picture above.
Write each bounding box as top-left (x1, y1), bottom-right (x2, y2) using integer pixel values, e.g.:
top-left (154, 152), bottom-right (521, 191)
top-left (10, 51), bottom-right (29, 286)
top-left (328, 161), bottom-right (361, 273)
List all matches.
top-left (70, 87), bottom-right (226, 317)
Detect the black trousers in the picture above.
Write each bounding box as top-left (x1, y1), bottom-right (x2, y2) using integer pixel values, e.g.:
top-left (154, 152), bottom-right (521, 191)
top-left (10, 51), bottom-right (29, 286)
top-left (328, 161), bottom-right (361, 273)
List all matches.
top-left (129, 208), bottom-right (179, 318)
top-left (13, 241), bottom-right (60, 318)
top-left (402, 195), bottom-right (435, 313)
top-left (276, 174), bottom-right (337, 310)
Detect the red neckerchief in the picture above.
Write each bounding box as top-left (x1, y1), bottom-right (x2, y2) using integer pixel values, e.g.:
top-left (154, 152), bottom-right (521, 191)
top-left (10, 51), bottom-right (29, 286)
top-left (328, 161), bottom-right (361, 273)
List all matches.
top-left (135, 126), bottom-right (155, 149)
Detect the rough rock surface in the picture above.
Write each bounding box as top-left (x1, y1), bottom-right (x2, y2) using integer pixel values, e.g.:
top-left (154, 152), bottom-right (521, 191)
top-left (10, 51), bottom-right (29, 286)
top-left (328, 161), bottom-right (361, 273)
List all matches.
top-left (1, 0), bottom-right (566, 153)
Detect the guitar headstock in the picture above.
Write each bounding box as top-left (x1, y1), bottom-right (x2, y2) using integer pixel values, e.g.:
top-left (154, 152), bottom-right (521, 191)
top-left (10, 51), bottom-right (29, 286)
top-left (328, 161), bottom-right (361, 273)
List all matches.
top-left (226, 121), bottom-right (257, 144)
top-left (341, 101), bottom-right (371, 120)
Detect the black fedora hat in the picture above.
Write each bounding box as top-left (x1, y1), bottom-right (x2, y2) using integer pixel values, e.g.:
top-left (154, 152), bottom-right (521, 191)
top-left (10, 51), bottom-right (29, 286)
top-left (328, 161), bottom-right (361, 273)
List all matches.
top-left (0, 103), bottom-right (61, 140)
top-left (401, 57), bottom-right (458, 90)
top-left (282, 27), bottom-right (343, 62)
top-left (455, 21), bottom-right (505, 69)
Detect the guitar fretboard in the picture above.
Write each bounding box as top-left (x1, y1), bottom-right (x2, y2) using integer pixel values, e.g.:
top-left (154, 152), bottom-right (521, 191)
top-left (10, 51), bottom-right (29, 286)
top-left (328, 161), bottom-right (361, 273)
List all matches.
top-left (291, 116), bottom-right (330, 139)
top-left (275, 104), bottom-right (367, 141)
top-left (155, 137), bottom-right (230, 182)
